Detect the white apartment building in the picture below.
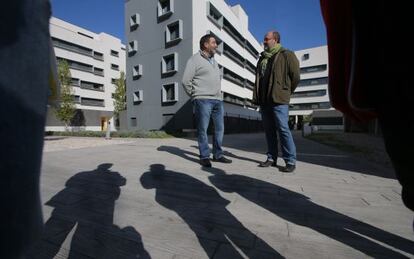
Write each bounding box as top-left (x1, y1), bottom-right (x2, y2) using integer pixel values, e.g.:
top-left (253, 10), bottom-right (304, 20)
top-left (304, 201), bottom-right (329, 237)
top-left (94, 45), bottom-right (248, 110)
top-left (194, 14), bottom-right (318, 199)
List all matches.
top-left (125, 0), bottom-right (263, 131)
top-left (291, 46), bottom-right (335, 127)
top-left (46, 17), bottom-right (126, 132)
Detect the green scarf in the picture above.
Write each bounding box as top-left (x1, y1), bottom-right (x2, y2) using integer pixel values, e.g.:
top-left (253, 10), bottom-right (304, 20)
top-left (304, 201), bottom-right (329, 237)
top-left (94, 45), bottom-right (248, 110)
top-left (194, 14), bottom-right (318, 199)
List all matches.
top-left (260, 44), bottom-right (282, 76)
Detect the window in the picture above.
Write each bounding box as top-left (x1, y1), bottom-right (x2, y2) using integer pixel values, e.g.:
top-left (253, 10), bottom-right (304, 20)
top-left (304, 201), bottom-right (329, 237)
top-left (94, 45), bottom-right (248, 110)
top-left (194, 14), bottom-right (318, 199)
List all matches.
top-left (93, 51), bottom-right (104, 61)
top-left (245, 60), bottom-right (256, 74)
top-left (223, 18), bottom-right (245, 47)
top-left (245, 79), bottom-right (255, 90)
top-left (298, 77), bottom-right (328, 87)
top-left (132, 64), bottom-right (143, 79)
top-left (111, 50), bottom-right (119, 57)
top-left (162, 83), bottom-right (178, 103)
top-left (133, 90), bottom-right (143, 103)
top-left (81, 97), bottom-right (105, 107)
top-left (223, 92), bottom-right (245, 106)
top-left (73, 95), bottom-right (81, 103)
top-left (71, 78), bottom-right (80, 86)
top-left (290, 102), bottom-right (331, 111)
top-left (206, 30), bottom-right (223, 54)
top-left (130, 13), bottom-right (140, 31)
top-left (111, 64), bottom-right (119, 71)
top-left (292, 90), bottom-right (327, 98)
top-left (207, 2), bottom-right (223, 28)
top-left (245, 40), bottom-right (259, 59)
top-left (80, 80), bottom-right (104, 91)
top-left (130, 117), bottom-right (137, 127)
top-left (223, 67), bottom-right (245, 87)
top-left (302, 53), bottom-right (310, 61)
top-left (157, 0), bottom-right (174, 21)
top-left (93, 67), bottom-right (104, 76)
top-left (161, 53), bottom-right (178, 76)
top-left (165, 20), bottom-right (183, 47)
top-left (300, 64), bottom-right (327, 74)
top-left (111, 78), bottom-right (117, 84)
top-left (52, 37), bottom-right (93, 56)
top-left (57, 58), bottom-right (93, 73)
top-left (223, 43), bottom-right (245, 68)
top-left (128, 40), bottom-right (138, 56)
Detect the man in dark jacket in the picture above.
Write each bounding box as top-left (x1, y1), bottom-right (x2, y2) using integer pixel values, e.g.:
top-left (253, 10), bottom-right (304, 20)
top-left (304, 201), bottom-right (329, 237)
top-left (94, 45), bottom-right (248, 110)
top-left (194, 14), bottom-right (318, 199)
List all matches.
top-left (253, 31), bottom-right (300, 173)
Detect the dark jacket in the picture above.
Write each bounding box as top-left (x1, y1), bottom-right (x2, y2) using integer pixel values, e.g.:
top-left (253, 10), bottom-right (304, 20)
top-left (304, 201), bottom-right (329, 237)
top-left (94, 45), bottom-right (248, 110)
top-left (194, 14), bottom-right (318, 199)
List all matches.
top-left (252, 48), bottom-right (300, 105)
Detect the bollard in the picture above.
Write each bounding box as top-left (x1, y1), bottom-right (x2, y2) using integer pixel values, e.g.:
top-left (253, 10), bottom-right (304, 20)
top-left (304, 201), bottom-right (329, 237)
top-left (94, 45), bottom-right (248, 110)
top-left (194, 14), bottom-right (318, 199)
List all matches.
top-left (105, 121), bottom-right (111, 140)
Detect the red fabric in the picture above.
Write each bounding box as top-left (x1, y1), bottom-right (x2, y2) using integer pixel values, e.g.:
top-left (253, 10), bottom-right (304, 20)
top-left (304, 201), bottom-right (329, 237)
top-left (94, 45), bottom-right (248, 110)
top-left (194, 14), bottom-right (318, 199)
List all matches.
top-left (320, 0), bottom-right (377, 122)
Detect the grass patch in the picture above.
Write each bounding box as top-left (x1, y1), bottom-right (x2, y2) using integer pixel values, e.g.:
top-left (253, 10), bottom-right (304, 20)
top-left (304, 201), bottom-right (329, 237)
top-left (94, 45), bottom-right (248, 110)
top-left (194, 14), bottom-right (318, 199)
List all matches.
top-left (45, 130), bottom-right (173, 139)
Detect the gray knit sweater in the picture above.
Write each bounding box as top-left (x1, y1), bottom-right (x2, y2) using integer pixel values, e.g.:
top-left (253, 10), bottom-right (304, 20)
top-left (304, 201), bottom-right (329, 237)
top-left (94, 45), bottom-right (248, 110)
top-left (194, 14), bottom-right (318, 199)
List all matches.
top-left (182, 51), bottom-right (222, 100)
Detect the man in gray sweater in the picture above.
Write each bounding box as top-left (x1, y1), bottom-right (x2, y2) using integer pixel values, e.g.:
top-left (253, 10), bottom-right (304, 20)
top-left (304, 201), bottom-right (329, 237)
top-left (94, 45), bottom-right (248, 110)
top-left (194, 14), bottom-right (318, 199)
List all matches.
top-left (182, 34), bottom-right (232, 167)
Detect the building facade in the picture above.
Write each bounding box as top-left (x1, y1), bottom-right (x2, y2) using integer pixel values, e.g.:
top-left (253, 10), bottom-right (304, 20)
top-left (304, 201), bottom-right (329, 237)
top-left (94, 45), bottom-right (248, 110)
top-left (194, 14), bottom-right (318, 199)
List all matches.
top-left (290, 46), bottom-right (338, 128)
top-left (46, 17), bottom-right (126, 132)
top-left (125, 0), bottom-right (263, 131)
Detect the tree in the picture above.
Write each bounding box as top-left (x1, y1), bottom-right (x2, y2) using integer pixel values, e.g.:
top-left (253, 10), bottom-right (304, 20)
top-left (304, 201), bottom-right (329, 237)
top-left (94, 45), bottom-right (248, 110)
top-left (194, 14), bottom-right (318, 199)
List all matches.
top-left (54, 60), bottom-right (76, 130)
top-left (113, 71), bottom-right (126, 117)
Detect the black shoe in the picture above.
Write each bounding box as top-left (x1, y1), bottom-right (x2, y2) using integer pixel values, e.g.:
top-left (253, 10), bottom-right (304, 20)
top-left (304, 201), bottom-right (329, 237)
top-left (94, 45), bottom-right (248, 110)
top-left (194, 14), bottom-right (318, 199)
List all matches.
top-left (259, 159), bottom-right (277, 167)
top-left (280, 164), bottom-right (296, 173)
top-left (212, 156), bottom-right (232, 163)
top-left (200, 159), bottom-right (212, 167)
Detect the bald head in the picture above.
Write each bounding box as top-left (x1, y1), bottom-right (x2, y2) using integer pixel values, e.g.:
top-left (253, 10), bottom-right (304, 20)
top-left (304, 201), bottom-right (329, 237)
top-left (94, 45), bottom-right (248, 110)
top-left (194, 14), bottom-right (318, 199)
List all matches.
top-left (263, 31), bottom-right (280, 50)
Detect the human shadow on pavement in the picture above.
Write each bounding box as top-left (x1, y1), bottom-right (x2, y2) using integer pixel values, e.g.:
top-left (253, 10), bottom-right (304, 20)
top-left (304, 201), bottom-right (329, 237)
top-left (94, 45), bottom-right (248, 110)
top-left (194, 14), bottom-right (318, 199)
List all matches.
top-left (214, 133), bottom-right (397, 179)
top-left (28, 163), bottom-right (151, 259)
top-left (140, 164), bottom-right (284, 259)
top-left (202, 167), bottom-right (414, 258)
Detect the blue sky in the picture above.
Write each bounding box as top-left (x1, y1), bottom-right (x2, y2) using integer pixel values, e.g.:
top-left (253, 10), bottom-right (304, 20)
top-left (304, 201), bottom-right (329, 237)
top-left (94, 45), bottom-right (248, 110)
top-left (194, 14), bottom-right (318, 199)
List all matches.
top-left (51, 0), bottom-right (326, 50)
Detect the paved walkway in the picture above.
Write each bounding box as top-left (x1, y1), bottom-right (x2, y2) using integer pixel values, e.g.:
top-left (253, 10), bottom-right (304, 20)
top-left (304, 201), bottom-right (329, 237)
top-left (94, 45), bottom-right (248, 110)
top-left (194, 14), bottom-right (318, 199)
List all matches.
top-left (29, 132), bottom-right (413, 258)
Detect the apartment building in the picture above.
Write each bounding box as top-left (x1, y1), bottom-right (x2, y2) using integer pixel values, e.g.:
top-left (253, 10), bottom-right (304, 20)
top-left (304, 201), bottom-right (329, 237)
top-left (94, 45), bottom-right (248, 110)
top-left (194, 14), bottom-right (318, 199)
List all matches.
top-left (46, 17), bottom-right (126, 131)
top-left (125, 0), bottom-right (263, 131)
top-left (291, 46), bottom-right (339, 128)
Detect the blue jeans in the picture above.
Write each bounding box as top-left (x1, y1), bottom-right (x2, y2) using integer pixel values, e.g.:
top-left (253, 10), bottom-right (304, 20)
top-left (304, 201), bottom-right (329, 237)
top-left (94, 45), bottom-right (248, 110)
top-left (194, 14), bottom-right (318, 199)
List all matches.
top-left (261, 104), bottom-right (296, 165)
top-left (193, 99), bottom-right (224, 159)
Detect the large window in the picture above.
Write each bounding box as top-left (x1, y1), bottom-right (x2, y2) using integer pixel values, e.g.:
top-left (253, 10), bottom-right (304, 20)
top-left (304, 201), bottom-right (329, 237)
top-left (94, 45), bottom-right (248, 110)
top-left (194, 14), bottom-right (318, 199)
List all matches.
top-left (80, 80), bottom-right (104, 91)
top-left (223, 92), bottom-right (245, 106)
top-left (223, 18), bottom-right (245, 47)
top-left (292, 90), bottom-right (327, 98)
top-left (207, 2), bottom-right (223, 28)
top-left (223, 67), bottom-right (245, 87)
top-left (298, 77), bottom-right (328, 87)
top-left (165, 20), bottom-right (183, 47)
top-left (52, 37), bottom-right (93, 56)
top-left (162, 53), bottom-right (178, 76)
top-left (81, 97), bottom-right (105, 107)
top-left (223, 43), bottom-right (245, 68)
top-left (300, 64), bottom-right (327, 74)
top-left (162, 83), bottom-right (178, 103)
top-left (290, 102), bottom-right (331, 111)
